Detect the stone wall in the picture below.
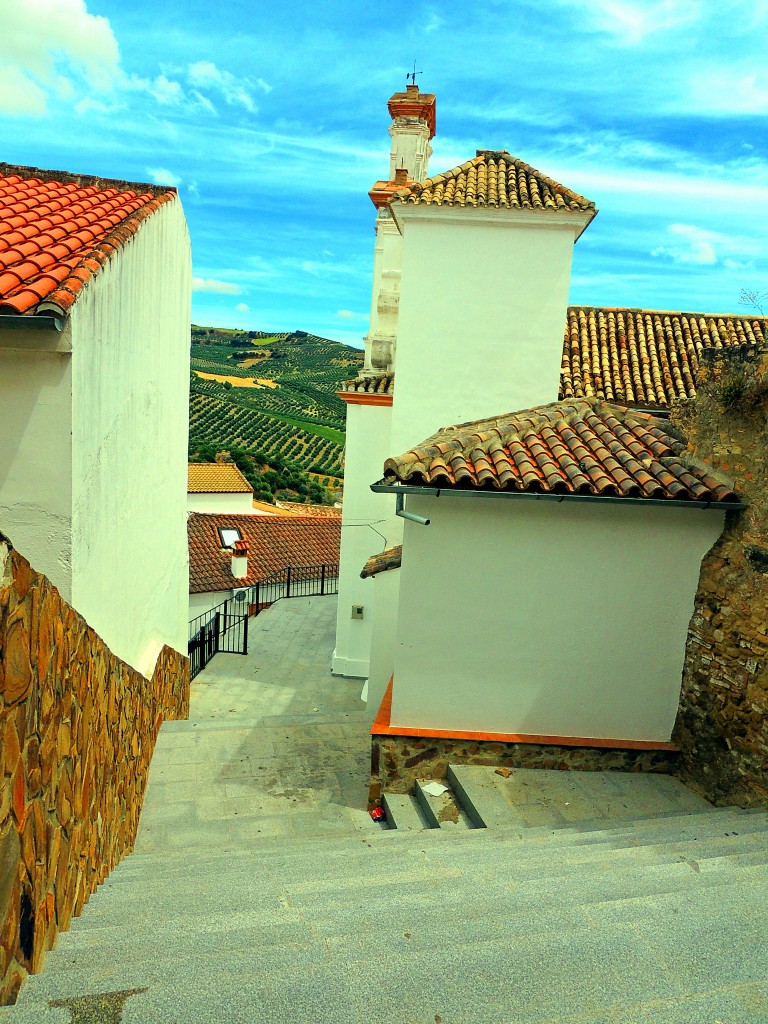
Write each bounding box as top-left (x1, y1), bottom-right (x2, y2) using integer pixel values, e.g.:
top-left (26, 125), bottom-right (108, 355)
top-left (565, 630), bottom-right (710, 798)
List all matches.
top-left (0, 535), bottom-right (190, 1004)
top-left (369, 734), bottom-right (678, 807)
top-left (672, 345), bottom-right (768, 807)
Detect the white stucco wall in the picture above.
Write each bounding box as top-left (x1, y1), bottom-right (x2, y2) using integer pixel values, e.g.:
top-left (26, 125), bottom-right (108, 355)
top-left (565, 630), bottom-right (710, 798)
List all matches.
top-left (0, 328), bottom-right (74, 595)
top-left (69, 197), bottom-right (191, 675)
top-left (187, 492), bottom-right (254, 514)
top-left (391, 495), bottom-right (726, 742)
top-left (366, 566), bottom-right (400, 724)
top-left (189, 589), bottom-right (229, 623)
top-left (333, 401), bottom-right (400, 677)
top-left (389, 207), bottom-right (586, 454)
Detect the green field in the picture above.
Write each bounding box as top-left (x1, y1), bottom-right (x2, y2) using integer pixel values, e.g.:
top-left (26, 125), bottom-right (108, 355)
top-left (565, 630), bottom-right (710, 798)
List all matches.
top-left (189, 326), bottom-right (363, 480)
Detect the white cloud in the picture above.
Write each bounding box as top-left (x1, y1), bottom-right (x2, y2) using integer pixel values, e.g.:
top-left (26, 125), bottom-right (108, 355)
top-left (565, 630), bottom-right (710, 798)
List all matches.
top-left (187, 60), bottom-right (264, 113)
top-left (687, 68), bottom-right (768, 115)
top-left (192, 277), bottom-right (242, 294)
top-left (336, 309), bottom-right (367, 321)
top-left (651, 223), bottom-right (722, 266)
top-left (0, 0), bottom-right (120, 115)
top-left (559, 0), bottom-right (701, 45)
top-left (146, 166), bottom-right (182, 186)
top-left (236, 302), bottom-right (250, 312)
top-left (149, 74), bottom-right (183, 105)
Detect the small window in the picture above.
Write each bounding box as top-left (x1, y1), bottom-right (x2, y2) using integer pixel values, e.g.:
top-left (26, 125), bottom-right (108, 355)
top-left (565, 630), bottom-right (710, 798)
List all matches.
top-left (218, 527), bottom-right (241, 549)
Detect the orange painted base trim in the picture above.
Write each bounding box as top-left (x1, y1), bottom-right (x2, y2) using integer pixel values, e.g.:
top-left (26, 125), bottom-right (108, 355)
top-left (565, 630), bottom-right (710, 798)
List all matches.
top-left (371, 677), bottom-right (679, 752)
top-left (338, 391), bottom-right (393, 407)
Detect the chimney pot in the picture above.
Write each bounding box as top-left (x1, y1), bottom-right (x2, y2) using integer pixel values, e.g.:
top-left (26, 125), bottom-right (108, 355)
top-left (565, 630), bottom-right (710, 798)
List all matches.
top-left (231, 540), bottom-right (248, 579)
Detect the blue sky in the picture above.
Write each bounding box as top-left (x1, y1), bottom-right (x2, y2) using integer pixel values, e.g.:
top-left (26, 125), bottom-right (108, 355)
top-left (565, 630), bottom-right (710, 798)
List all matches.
top-left (2, 0), bottom-right (768, 346)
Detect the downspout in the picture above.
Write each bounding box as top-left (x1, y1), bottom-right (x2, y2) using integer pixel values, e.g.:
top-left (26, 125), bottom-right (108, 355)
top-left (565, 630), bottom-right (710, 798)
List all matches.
top-left (395, 492), bottom-right (430, 526)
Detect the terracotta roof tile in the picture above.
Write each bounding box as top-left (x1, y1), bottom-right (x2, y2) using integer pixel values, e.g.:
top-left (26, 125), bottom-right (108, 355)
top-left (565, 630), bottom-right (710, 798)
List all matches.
top-left (560, 307), bottom-right (768, 409)
top-left (341, 373), bottom-right (395, 395)
top-left (360, 545), bottom-right (402, 578)
top-left (0, 163), bottom-right (176, 317)
top-left (187, 463), bottom-right (253, 494)
top-left (188, 513), bottom-right (341, 594)
top-left (382, 398), bottom-right (740, 505)
top-left (390, 150), bottom-right (596, 217)
top-left (275, 501), bottom-right (342, 518)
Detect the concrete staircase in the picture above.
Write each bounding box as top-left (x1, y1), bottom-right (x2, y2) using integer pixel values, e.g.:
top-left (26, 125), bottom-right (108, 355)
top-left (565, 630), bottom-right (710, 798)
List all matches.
top-left (5, 768), bottom-right (768, 1023)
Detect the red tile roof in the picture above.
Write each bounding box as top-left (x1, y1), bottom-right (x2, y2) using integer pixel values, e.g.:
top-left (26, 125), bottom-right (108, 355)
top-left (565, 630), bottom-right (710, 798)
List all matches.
top-left (561, 307), bottom-right (768, 409)
top-left (188, 513), bottom-right (341, 593)
top-left (390, 150), bottom-right (596, 217)
top-left (382, 398), bottom-right (740, 504)
top-left (187, 463), bottom-right (253, 494)
top-left (0, 163), bottom-right (176, 317)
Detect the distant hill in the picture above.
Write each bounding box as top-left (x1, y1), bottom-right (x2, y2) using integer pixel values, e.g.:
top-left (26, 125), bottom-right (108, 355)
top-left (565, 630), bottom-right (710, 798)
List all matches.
top-left (189, 326), bottom-right (364, 482)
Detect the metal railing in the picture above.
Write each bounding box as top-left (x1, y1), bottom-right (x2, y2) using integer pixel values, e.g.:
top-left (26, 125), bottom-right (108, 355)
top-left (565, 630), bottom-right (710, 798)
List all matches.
top-left (188, 563), bottom-right (338, 679)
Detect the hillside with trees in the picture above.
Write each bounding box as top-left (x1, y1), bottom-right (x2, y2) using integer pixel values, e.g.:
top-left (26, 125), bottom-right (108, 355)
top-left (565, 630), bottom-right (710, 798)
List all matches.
top-left (188, 326), bottom-right (364, 503)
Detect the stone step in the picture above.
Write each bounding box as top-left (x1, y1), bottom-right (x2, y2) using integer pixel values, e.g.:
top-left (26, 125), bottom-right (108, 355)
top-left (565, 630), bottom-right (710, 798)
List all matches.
top-left (96, 805), bottom-right (768, 891)
top-left (381, 792), bottom-right (429, 831)
top-left (12, 870), bottom-right (768, 1023)
top-left (34, 852), bottom-right (768, 970)
top-left (57, 833), bottom-right (768, 945)
top-left (447, 764), bottom-right (716, 830)
top-left (413, 779), bottom-right (474, 830)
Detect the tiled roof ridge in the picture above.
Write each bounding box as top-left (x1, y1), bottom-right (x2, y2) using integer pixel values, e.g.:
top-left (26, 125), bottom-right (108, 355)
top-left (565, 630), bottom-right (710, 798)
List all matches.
top-left (0, 164), bottom-right (177, 317)
top-left (390, 150), bottom-right (595, 213)
top-left (0, 162), bottom-right (175, 198)
top-left (341, 372), bottom-right (395, 395)
top-left (383, 397), bottom-right (739, 504)
top-left (360, 545), bottom-right (403, 578)
top-left (568, 303), bottom-right (768, 321)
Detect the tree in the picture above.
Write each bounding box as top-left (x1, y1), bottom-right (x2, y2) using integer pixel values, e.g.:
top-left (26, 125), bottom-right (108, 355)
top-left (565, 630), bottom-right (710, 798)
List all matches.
top-left (739, 289), bottom-right (768, 316)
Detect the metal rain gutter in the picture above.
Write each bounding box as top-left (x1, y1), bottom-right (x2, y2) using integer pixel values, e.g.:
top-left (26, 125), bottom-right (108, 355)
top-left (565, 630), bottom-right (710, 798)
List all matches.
top-left (0, 314), bottom-right (64, 332)
top-left (371, 482), bottom-right (745, 512)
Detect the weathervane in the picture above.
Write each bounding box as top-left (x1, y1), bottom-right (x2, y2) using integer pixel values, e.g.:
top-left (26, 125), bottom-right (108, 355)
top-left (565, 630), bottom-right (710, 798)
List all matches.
top-left (407, 60), bottom-right (423, 86)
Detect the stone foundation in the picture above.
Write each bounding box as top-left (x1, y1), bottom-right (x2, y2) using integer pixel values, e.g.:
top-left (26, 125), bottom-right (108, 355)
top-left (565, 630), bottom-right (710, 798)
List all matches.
top-left (369, 734), bottom-right (679, 807)
top-left (0, 536), bottom-right (190, 1004)
top-left (672, 346), bottom-right (768, 807)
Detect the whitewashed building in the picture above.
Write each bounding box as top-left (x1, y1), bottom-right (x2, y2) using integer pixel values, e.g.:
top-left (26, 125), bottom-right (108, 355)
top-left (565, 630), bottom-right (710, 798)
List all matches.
top-left (0, 163), bottom-right (191, 676)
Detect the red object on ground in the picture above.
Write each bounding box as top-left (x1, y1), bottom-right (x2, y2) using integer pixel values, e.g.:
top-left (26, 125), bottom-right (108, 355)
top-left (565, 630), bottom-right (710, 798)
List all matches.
top-left (369, 806), bottom-right (385, 822)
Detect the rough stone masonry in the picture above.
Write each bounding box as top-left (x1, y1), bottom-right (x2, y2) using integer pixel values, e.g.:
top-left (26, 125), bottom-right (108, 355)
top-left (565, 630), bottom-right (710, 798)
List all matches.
top-left (672, 343), bottom-right (768, 807)
top-left (0, 535), bottom-right (190, 1004)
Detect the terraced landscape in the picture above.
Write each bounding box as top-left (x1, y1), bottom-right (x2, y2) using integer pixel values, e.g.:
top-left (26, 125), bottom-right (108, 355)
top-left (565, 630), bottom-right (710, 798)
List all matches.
top-left (189, 326), bottom-right (364, 490)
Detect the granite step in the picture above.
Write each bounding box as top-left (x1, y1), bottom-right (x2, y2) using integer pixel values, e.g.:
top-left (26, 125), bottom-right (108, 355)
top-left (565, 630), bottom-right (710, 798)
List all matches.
top-left (447, 764), bottom-right (716, 830)
top-left (381, 792), bottom-right (429, 831)
top-left (413, 779), bottom-right (475, 830)
top-left (12, 861), bottom-right (768, 1023)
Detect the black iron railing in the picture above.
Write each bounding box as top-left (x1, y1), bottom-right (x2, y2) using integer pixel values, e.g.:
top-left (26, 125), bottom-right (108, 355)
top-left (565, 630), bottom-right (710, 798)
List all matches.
top-left (188, 563), bottom-right (338, 680)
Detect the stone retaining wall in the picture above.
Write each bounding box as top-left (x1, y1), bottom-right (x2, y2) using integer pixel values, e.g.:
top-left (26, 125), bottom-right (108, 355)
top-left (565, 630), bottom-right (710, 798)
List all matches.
top-left (369, 735), bottom-right (678, 807)
top-left (0, 535), bottom-right (190, 1004)
top-left (672, 345), bottom-right (768, 807)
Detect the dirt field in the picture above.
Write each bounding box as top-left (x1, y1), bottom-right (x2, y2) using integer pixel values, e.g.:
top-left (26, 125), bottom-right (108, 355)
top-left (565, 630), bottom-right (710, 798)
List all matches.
top-left (195, 371), bottom-right (278, 389)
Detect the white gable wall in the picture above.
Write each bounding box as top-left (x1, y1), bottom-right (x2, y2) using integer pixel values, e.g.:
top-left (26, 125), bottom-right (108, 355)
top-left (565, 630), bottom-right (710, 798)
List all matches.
top-left (389, 207), bottom-right (585, 454)
top-left (0, 326), bottom-right (74, 594)
top-left (187, 492), bottom-right (254, 514)
top-left (390, 494), bottom-right (725, 742)
top-left (70, 197), bottom-right (191, 675)
top-left (332, 401), bottom-right (400, 677)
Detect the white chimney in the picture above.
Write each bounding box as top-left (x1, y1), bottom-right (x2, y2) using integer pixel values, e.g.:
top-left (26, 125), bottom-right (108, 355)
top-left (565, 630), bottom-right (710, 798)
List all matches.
top-left (231, 539), bottom-right (248, 579)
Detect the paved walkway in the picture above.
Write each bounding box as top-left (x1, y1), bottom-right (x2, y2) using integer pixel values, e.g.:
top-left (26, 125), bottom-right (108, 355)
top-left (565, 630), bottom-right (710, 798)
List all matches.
top-left (137, 595), bottom-right (376, 851)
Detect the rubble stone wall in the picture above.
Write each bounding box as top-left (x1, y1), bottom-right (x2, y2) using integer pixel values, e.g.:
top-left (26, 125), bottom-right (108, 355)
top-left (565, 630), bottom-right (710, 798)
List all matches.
top-left (672, 345), bottom-right (768, 807)
top-left (0, 536), bottom-right (190, 1004)
top-left (369, 734), bottom-right (678, 807)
